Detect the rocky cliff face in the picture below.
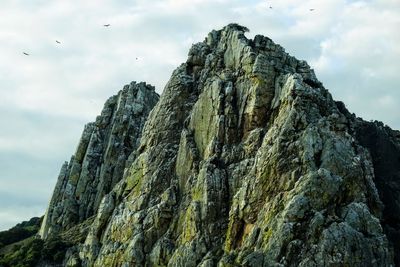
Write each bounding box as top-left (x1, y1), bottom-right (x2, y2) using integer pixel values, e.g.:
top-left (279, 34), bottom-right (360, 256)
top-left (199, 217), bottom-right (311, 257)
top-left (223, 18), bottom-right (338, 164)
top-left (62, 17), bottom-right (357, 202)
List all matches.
top-left (39, 82), bottom-right (159, 240)
top-left (39, 24), bottom-right (400, 267)
top-left (347, 116), bottom-right (400, 266)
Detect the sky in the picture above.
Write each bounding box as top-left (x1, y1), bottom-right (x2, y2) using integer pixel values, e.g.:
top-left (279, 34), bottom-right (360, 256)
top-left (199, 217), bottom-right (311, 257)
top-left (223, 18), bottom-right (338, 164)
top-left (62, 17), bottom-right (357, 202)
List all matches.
top-left (0, 0), bottom-right (399, 231)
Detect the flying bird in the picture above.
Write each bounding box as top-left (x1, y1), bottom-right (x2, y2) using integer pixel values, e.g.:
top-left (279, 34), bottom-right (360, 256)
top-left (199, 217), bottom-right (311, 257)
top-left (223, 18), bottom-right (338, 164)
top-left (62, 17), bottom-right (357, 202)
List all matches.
top-left (269, 6), bottom-right (273, 9)
top-left (23, 52), bottom-right (29, 56)
top-left (310, 8), bottom-right (315, 11)
top-left (56, 40), bottom-right (61, 44)
top-left (103, 24), bottom-right (111, 27)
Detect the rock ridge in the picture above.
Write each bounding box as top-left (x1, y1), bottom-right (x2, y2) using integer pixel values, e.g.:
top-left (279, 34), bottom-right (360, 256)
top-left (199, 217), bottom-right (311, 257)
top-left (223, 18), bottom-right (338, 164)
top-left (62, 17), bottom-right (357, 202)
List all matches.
top-left (39, 81), bottom-right (159, 240)
top-left (38, 24), bottom-right (400, 267)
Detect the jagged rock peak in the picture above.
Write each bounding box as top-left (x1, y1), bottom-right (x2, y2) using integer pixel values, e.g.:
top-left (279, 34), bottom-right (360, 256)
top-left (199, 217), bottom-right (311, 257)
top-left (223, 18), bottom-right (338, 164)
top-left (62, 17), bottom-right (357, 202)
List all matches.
top-left (222, 23), bottom-right (250, 32)
top-left (36, 24), bottom-right (399, 267)
top-left (39, 81), bottom-right (159, 240)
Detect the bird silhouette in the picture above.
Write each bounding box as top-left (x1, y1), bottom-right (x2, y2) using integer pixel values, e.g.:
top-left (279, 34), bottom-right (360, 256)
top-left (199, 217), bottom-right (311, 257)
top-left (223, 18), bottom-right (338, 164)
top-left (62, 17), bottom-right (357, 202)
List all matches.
top-left (56, 40), bottom-right (61, 44)
top-left (310, 8), bottom-right (315, 11)
top-left (23, 52), bottom-right (29, 56)
top-left (103, 24), bottom-right (111, 27)
top-left (269, 6), bottom-right (273, 9)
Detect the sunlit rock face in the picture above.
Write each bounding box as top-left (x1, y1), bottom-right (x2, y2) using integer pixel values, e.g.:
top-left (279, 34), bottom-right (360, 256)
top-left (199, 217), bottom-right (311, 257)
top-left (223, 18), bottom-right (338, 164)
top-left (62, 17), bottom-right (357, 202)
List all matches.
top-left (39, 82), bottom-right (159, 240)
top-left (40, 24), bottom-right (400, 267)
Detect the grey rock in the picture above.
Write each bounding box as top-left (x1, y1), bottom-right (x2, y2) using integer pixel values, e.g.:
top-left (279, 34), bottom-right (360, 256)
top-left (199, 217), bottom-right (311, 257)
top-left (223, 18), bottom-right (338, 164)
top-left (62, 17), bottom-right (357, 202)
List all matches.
top-left (40, 24), bottom-right (400, 267)
top-left (39, 82), bottom-right (159, 240)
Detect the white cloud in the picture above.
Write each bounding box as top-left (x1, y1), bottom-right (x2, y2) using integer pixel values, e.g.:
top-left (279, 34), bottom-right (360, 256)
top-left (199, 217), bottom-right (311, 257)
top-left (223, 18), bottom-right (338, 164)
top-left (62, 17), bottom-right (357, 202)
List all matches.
top-left (0, 0), bottom-right (399, 230)
top-left (308, 0), bottom-right (400, 128)
top-left (0, 206), bottom-right (45, 231)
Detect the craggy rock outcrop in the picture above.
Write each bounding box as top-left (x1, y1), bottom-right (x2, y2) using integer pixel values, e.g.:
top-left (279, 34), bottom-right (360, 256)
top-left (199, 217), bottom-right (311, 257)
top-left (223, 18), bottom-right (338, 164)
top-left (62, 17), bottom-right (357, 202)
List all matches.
top-left (65, 24), bottom-right (398, 266)
top-left (354, 121), bottom-right (400, 266)
top-left (39, 82), bottom-right (159, 239)
top-left (35, 24), bottom-right (400, 267)
top-left (335, 103), bottom-right (400, 266)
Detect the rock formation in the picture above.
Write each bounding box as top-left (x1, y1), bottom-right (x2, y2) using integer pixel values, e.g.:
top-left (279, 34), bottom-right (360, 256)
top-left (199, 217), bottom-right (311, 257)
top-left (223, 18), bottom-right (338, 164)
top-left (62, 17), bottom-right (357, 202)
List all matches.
top-left (36, 24), bottom-right (399, 267)
top-left (39, 82), bottom-right (159, 239)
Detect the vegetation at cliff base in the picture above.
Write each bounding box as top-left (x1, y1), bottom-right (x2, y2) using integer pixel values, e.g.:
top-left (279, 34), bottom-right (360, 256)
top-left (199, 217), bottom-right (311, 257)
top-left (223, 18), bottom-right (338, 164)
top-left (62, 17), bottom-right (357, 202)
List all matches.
top-left (0, 237), bottom-right (70, 267)
top-left (0, 217), bottom-right (42, 249)
top-left (0, 216), bottom-right (70, 267)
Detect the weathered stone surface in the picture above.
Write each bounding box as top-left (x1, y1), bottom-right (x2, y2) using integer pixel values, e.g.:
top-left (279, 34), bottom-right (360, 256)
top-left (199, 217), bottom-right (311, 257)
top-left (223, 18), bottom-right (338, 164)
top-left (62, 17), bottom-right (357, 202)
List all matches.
top-left (39, 82), bottom-right (159, 239)
top-left (355, 122), bottom-right (400, 266)
top-left (39, 24), bottom-right (400, 267)
top-left (336, 103), bottom-right (400, 266)
top-left (74, 24), bottom-right (399, 266)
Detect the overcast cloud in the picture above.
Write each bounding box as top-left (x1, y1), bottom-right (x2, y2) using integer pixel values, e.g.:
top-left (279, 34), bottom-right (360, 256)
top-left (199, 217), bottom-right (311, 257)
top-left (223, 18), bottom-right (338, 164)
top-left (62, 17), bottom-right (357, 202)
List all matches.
top-left (0, 0), bottom-right (399, 230)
